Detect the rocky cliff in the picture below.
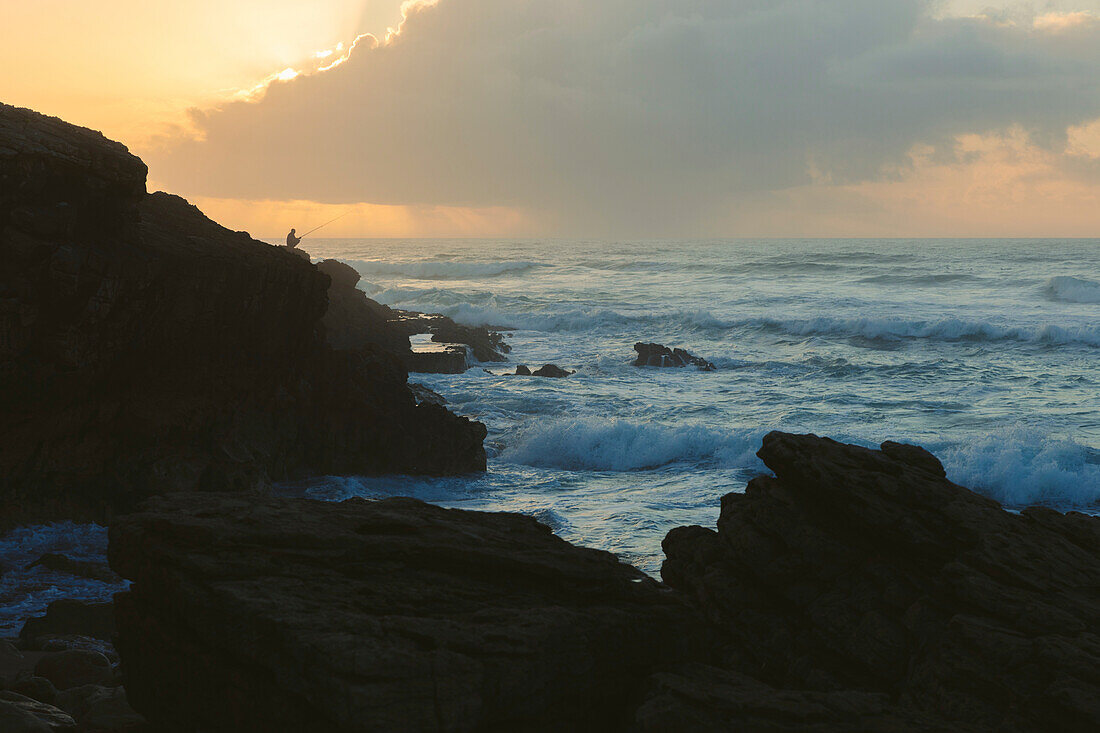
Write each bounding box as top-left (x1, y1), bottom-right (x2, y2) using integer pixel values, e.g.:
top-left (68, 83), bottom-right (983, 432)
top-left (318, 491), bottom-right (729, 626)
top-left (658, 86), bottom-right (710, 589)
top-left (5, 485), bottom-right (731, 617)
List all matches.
top-left (109, 493), bottom-right (703, 732)
top-left (659, 432), bottom-right (1100, 732)
top-left (107, 433), bottom-right (1100, 732)
top-left (0, 104), bottom-right (486, 526)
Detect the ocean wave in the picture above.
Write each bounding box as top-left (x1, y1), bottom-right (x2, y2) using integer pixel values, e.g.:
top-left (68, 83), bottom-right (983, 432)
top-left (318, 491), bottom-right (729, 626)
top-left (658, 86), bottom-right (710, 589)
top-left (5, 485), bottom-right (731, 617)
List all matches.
top-left (345, 259), bottom-right (543, 280)
top-left (1043, 276), bottom-right (1100, 304)
top-left (376, 288), bottom-right (1100, 347)
top-left (755, 316), bottom-right (1100, 348)
top-left (940, 429), bottom-right (1100, 508)
top-left (499, 418), bottom-right (768, 471)
top-left (856, 273), bottom-right (980, 285)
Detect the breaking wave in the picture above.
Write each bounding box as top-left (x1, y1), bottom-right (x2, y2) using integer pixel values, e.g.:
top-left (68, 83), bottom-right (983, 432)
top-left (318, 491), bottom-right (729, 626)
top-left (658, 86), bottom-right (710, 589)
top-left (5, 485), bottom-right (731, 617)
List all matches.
top-left (499, 418), bottom-right (768, 471)
top-left (376, 289), bottom-right (1100, 347)
top-left (1043, 276), bottom-right (1100, 304)
top-left (754, 316), bottom-right (1100, 347)
top-left (940, 429), bottom-right (1100, 508)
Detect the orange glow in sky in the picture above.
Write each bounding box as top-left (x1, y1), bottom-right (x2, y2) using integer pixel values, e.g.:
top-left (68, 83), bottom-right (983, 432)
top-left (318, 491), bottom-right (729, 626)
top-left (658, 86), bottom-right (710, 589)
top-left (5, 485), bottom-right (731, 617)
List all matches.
top-left (4, 0), bottom-right (1100, 237)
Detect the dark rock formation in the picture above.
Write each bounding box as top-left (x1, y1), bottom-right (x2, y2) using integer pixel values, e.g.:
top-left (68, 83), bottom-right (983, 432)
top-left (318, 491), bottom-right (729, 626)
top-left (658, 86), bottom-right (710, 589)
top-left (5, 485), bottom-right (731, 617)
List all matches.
top-left (431, 321), bottom-right (510, 362)
top-left (0, 691), bottom-right (76, 731)
top-left (53, 685), bottom-right (144, 731)
top-left (636, 663), bottom-right (960, 732)
top-left (7, 677), bottom-right (57, 706)
top-left (20, 602), bottom-right (115, 649)
top-left (661, 432), bottom-right (1100, 732)
top-left (315, 258), bottom-right (410, 355)
top-left (407, 382), bottom-right (446, 407)
top-left (390, 310), bottom-right (511, 363)
top-left (405, 342), bottom-right (469, 374)
top-left (33, 651), bottom-right (112, 691)
top-left (633, 343), bottom-right (715, 370)
top-left (0, 103), bottom-right (485, 526)
top-left (510, 364), bottom-right (573, 377)
top-left (109, 493), bottom-right (703, 732)
top-left (25, 555), bottom-right (118, 584)
top-left (532, 364), bottom-right (573, 378)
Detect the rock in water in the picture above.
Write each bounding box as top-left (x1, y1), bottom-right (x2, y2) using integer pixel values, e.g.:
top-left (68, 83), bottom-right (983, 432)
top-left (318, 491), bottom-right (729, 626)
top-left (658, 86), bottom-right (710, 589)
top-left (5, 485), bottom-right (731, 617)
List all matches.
top-left (20, 601), bottom-right (116, 649)
top-left (661, 432), bottom-right (1100, 732)
top-left (532, 364), bottom-right (573, 378)
top-left (0, 103), bottom-right (485, 526)
top-left (109, 493), bottom-right (702, 732)
top-left (632, 343), bottom-right (715, 370)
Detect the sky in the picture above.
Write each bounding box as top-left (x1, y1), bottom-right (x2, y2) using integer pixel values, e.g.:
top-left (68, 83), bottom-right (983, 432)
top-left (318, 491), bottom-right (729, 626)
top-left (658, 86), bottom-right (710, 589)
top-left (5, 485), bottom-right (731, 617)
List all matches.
top-left (4, 0), bottom-right (1100, 237)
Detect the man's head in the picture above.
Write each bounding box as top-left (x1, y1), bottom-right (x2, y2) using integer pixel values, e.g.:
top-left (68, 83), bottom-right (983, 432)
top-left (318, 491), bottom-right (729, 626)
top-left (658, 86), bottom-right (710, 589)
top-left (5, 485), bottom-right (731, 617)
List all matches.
top-left (290, 228), bottom-right (296, 234)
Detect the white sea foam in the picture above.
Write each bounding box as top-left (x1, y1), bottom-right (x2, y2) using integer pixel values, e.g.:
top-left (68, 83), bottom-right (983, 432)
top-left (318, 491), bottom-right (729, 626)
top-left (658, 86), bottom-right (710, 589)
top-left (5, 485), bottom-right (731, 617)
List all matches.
top-left (940, 428), bottom-right (1100, 507)
top-left (499, 418), bottom-right (768, 471)
top-left (346, 259), bottom-right (543, 280)
top-left (378, 292), bottom-right (1100, 347)
top-left (1043, 276), bottom-right (1100, 304)
top-left (756, 316), bottom-right (1100, 347)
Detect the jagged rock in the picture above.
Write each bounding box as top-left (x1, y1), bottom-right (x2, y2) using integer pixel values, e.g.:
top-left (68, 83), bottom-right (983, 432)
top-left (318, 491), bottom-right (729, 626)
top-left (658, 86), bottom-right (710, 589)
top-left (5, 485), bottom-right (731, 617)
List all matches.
top-left (633, 343), bottom-right (715, 370)
top-left (661, 432), bottom-right (1100, 732)
top-left (25, 555), bottom-right (118, 583)
top-left (407, 383), bottom-right (447, 406)
top-left (0, 103), bottom-right (486, 526)
top-left (20, 601), bottom-right (115, 648)
top-left (431, 321), bottom-right (510, 362)
top-left (109, 493), bottom-right (703, 732)
top-left (33, 651), bottom-right (112, 691)
top-left (532, 364), bottom-right (573, 378)
top-left (316, 258), bottom-right (360, 290)
top-left (514, 364), bottom-right (532, 376)
top-left (0, 691), bottom-right (76, 732)
top-left (879, 440), bottom-right (946, 478)
top-left (389, 310), bottom-right (511, 363)
top-left (316, 258), bottom-right (410, 355)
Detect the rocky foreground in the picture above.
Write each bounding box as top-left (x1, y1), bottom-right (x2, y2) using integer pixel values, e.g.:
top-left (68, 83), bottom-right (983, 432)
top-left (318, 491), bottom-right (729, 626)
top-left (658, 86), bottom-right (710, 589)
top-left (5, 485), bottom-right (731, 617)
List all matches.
top-left (0, 103), bottom-right (486, 527)
top-left (96, 433), bottom-right (1098, 732)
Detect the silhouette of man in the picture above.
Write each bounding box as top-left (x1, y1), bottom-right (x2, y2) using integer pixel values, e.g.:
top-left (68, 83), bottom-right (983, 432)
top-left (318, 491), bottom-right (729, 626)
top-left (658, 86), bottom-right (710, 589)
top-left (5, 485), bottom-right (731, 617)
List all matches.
top-left (286, 228), bottom-right (302, 248)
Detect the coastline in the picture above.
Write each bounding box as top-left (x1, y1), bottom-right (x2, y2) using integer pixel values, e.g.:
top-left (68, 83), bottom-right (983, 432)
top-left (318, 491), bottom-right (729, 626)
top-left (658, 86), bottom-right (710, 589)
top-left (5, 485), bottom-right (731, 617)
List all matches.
top-left (2, 104), bottom-right (1098, 731)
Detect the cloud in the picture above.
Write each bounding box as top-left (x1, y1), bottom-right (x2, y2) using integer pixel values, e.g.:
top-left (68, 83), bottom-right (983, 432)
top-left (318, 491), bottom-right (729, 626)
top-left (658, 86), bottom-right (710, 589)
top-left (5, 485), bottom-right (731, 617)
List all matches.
top-left (147, 0), bottom-right (1100, 235)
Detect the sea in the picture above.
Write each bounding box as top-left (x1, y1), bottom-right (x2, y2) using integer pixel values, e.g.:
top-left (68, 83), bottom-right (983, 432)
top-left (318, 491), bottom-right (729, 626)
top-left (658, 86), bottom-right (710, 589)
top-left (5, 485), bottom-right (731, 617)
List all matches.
top-left (3, 238), bottom-right (1098, 633)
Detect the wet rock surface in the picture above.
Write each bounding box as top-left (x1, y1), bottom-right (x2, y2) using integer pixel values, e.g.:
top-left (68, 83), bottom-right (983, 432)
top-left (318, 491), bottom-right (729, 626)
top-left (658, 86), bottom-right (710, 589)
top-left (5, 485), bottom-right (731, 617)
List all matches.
top-left (390, 310), bottom-right (511, 363)
top-left (660, 432), bottom-right (1100, 732)
top-left (633, 343), bottom-right (715, 370)
top-left (0, 103), bottom-right (486, 526)
top-left (109, 493), bottom-right (703, 732)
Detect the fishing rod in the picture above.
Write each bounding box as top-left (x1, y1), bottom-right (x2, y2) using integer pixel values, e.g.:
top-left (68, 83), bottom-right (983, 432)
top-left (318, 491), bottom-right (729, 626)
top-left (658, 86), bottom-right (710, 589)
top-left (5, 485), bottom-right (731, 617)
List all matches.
top-left (301, 211), bottom-right (349, 238)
